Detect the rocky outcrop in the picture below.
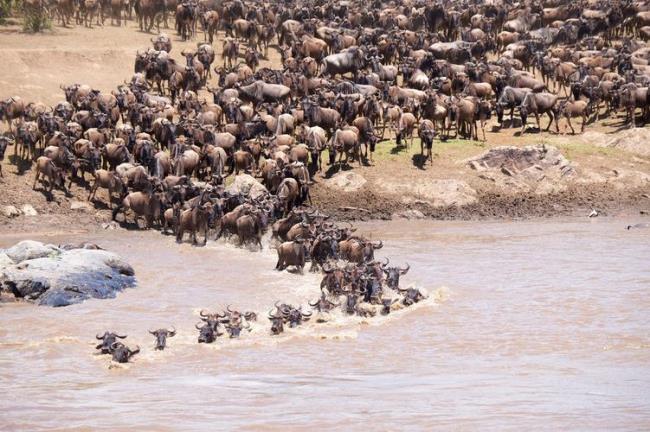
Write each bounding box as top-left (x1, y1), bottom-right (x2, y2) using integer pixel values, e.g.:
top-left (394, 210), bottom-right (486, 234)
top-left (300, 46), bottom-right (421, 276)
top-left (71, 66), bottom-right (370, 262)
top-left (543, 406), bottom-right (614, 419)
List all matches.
top-left (468, 145), bottom-right (575, 193)
top-left (0, 241), bottom-right (136, 307)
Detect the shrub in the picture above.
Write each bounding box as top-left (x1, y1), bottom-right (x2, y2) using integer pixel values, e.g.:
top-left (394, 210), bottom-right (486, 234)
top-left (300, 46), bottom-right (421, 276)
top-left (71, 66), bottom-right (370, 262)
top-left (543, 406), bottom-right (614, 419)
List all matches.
top-left (22, 2), bottom-right (50, 32)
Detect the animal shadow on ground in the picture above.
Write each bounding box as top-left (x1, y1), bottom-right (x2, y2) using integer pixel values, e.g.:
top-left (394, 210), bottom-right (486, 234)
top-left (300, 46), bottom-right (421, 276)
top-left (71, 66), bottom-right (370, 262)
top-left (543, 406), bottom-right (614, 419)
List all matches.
top-left (33, 182), bottom-right (71, 202)
top-left (390, 145), bottom-right (408, 155)
top-left (324, 162), bottom-right (353, 178)
top-left (606, 117), bottom-right (644, 134)
top-left (411, 154), bottom-right (428, 170)
top-left (8, 154), bottom-right (32, 175)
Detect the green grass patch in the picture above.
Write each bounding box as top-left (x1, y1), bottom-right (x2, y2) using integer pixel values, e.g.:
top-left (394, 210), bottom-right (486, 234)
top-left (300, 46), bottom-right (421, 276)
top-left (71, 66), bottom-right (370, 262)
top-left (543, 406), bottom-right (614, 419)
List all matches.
top-left (553, 140), bottom-right (620, 159)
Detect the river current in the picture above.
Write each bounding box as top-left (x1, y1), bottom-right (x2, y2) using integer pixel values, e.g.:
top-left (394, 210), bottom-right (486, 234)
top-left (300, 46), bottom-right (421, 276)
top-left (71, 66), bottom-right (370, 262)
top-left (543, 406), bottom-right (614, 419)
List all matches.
top-left (1, 217), bottom-right (649, 430)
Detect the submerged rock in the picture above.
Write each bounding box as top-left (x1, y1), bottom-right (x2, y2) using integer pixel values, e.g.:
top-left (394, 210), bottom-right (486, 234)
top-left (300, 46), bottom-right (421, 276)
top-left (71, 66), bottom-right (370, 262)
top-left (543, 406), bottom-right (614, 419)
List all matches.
top-left (0, 241), bottom-right (136, 307)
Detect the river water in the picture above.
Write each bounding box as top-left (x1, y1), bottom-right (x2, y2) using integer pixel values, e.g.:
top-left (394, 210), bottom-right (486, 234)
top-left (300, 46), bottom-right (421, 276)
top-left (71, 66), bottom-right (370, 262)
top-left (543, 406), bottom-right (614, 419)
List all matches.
top-left (1, 218), bottom-right (649, 430)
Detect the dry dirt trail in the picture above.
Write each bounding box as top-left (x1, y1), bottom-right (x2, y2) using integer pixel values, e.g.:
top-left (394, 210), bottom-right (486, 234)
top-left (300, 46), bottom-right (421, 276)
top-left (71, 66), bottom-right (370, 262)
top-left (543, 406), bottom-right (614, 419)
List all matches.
top-left (0, 20), bottom-right (279, 105)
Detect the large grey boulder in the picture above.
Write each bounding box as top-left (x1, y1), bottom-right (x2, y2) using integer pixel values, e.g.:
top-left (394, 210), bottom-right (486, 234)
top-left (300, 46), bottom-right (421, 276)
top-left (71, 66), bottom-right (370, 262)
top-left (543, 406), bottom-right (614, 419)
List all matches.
top-left (226, 174), bottom-right (269, 199)
top-left (325, 171), bottom-right (367, 192)
top-left (0, 241), bottom-right (135, 307)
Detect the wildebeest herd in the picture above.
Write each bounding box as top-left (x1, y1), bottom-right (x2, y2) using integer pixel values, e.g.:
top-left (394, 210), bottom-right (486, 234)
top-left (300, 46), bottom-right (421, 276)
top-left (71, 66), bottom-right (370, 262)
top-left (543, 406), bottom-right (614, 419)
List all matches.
top-left (2, 0), bottom-right (650, 362)
top-left (93, 203), bottom-right (421, 363)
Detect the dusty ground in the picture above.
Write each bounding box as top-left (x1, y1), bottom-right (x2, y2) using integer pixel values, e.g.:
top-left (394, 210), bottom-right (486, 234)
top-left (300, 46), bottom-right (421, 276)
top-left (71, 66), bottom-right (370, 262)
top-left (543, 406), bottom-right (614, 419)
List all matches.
top-left (1, 20), bottom-right (649, 233)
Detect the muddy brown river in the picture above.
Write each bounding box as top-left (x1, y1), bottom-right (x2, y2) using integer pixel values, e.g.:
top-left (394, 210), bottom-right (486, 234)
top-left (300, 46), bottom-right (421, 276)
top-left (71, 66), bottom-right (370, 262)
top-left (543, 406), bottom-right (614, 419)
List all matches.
top-left (1, 218), bottom-right (649, 430)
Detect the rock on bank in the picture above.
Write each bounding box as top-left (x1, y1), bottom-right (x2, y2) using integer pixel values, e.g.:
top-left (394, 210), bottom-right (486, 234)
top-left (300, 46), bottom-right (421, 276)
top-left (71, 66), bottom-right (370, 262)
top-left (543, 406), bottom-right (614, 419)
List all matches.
top-left (0, 241), bottom-right (135, 307)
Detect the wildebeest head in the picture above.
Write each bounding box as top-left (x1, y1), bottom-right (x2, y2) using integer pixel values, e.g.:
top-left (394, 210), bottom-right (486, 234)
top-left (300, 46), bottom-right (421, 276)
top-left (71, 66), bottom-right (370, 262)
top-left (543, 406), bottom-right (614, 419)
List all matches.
top-left (362, 240), bottom-right (383, 262)
top-left (380, 298), bottom-right (399, 315)
top-left (343, 289), bottom-right (359, 315)
top-left (225, 318), bottom-right (251, 338)
top-left (286, 306), bottom-right (312, 328)
top-left (60, 84), bottom-right (79, 104)
top-left (399, 287), bottom-right (426, 306)
top-left (268, 310), bottom-right (284, 335)
top-left (110, 342), bottom-right (140, 363)
top-left (383, 262), bottom-right (410, 290)
top-left (196, 322), bottom-right (220, 343)
top-left (309, 294), bottom-right (339, 313)
top-left (362, 275), bottom-right (383, 303)
top-left (95, 331), bottom-right (127, 354)
top-left (149, 327), bottom-right (176, 350)
top-left (321, 263), bottom-right (344, 295)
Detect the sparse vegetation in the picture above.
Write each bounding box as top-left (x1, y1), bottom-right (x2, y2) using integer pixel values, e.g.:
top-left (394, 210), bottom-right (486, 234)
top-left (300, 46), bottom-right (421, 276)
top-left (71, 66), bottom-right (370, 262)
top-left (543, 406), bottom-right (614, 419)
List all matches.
top-left (22, 2), bottom-right (51, 32)
top-left (0, 0), bottom-right (13, 23)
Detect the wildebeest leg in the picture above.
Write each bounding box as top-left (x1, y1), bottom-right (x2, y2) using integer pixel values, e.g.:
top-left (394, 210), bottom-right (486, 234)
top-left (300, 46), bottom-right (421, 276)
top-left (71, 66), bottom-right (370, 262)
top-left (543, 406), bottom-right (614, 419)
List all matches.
top-left (566, 116), bottom-right (574, 135)
top-left (111, 204), bottom-right (121, 221)
top-left (545, 111), bottom-right (553, 131)
top-left (32, 171), bottom-right (40, 190)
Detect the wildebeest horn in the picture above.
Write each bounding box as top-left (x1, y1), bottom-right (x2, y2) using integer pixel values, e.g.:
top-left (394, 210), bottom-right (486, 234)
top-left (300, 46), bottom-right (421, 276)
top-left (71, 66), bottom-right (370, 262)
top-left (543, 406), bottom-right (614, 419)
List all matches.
top-left (116, 334), bottom-right (127, 338)
top-left (400, 263), bottom-right (410, 274)
top-left (301, 310), bottom-right (312, 317)
top-left (96, 332), bottom-right (107, 339)
top-left (382, 257), bottom-right (389, 268)
top-left (308, 299), bottom-right (319, 307)
top-left (199, 309), bottom-right (209, 317)
top-left (148, 329), bottom-right (156, 335)
top-left (168, 327), bottom-right (176, 336)
top-left (373, 240), bottom-right (383, 249)
top-left (227, 305), bottom-right (235, 314)
top-left (195, 323), bottom-right (204, 330)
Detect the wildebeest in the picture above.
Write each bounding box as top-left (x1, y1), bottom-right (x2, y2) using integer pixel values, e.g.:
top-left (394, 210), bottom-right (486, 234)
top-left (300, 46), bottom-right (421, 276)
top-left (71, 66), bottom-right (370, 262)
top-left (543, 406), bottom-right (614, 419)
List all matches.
top-left (276, 239), bottom-right (307, 273)
top-left (95, 331), bottom-right (127, 354)
top-left (110, 342), bottom-right (140, 363)
top-left (149, 327), bottom-right (176, 350)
